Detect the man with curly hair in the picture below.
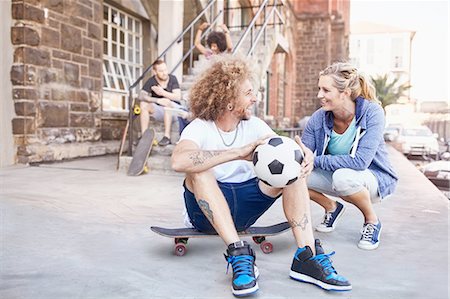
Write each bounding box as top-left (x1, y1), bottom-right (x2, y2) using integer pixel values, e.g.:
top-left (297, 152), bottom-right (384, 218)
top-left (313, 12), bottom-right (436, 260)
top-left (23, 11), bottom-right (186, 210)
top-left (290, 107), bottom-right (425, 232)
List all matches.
top-left (171, 56), bottom-right (351, 297)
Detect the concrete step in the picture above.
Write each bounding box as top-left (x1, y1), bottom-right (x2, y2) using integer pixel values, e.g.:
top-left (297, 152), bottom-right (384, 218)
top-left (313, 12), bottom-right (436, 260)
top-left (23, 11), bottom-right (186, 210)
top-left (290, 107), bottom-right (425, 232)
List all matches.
top-left (182, 75), bottom-right (196, 82)
top-left (118, 116), bottom-right (181, 175)
top-left (180, 81), bottom-right (194, 91)
top-left (118, 144), bottom-right (179, 175)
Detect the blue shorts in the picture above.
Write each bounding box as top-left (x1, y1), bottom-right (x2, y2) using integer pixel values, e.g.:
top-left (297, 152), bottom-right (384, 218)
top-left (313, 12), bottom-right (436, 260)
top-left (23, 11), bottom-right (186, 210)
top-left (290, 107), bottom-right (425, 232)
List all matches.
top-left (184, 177), bottom-right (280, 234)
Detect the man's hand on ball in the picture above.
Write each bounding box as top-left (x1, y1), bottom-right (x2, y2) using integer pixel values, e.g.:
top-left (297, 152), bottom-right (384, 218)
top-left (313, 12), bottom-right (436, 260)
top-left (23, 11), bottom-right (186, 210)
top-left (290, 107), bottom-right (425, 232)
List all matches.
top-left (239, 135), bottom-right (272, 161)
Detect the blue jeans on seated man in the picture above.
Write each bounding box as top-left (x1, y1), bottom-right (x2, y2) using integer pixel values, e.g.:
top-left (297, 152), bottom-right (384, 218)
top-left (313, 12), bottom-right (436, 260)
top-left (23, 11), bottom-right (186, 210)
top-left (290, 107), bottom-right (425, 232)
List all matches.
top-left (183, 177), bottom-right (280, 234)
top-left (177, 115), bottom-right (190, 135)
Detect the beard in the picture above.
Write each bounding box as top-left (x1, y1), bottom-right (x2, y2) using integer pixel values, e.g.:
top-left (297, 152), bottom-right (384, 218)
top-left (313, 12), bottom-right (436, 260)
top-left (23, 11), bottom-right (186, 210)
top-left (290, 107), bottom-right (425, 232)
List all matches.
top-left (239, 107), bottom-right (252, 121)
top-left (156, 74), bottom-right (168, 82)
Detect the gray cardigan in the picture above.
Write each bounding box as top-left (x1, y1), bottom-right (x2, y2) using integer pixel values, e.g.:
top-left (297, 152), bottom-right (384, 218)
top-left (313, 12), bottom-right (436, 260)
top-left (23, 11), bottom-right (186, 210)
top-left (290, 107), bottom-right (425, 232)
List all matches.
top-left (301, 96), bottom-right (398, 198)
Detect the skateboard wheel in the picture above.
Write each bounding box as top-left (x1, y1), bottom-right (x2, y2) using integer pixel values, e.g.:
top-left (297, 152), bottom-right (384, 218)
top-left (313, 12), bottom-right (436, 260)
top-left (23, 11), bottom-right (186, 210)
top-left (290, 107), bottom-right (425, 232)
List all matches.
top-left (174, 243), bottom-right (187, 256)
top-left (134, 106), bottom-right (141, 115)
top-left (260, 241), bottom-right (273, 254)
top-left (152, 139), bottom-right (158, 146)
top-left (252, 236), bottom-right (266, 244)
top-left (143, 165), bottom-right (149, 173)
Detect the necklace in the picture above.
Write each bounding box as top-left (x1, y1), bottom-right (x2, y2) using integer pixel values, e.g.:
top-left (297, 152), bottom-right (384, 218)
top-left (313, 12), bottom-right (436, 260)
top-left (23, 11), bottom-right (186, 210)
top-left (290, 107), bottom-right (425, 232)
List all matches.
top-left (216, 123), bottom-right (239, 147)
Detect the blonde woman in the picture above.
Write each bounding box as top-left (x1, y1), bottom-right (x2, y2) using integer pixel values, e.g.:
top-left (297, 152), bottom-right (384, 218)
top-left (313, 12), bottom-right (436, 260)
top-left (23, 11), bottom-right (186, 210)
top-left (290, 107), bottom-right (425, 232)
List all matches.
top-left (302, 62), bottom-right (398, 250)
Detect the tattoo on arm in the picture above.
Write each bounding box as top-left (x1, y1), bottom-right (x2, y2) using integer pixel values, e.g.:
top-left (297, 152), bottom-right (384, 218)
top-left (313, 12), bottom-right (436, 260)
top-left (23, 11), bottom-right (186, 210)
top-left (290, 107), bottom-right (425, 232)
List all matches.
top-left (198, 199), bottom-right (214, 224)
top-left (189, 151), bottom-right (221, 166)
top-left (288, 214), bottom-right (309, 230)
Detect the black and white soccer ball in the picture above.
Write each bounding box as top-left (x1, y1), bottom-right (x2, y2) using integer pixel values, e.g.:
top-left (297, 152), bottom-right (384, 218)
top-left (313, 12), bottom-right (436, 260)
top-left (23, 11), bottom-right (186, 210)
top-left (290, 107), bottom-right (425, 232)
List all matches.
top-left (252, 136), bottom-right (304, 188)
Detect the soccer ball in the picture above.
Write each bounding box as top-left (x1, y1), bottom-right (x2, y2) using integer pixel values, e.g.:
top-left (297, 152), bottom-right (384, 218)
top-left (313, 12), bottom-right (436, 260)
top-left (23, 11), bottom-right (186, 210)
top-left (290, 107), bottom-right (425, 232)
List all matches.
top-left (252, 136), bottom-right (304, 188)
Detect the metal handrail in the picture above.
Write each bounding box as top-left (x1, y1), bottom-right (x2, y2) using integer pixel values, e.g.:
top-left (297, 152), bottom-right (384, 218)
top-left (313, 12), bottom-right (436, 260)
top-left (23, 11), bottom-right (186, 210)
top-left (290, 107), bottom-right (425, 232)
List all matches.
top-left (129, 0), bottom-right (217, 90)
top-left (126, 0), bottom-right (220, 156)
top-left (170, 11), bottom-right (223, 74)
top-left (232, 0), bottom-right (269, 54)
top-left (232, 0), bottom-right (285, 57)
top-left (247, 4), bottom-right (284, 56)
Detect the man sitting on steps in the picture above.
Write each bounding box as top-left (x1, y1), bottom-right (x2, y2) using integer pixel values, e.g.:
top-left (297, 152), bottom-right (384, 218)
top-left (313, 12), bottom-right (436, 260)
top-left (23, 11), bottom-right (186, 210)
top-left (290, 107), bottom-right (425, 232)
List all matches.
top-left (138, 59), bottom-right (188, 146)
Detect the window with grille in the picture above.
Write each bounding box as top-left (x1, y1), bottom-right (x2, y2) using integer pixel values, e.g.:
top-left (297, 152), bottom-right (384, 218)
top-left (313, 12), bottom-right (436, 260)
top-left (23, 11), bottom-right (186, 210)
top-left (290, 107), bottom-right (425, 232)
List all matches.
top-left (102, 3), bottom-right (143, 111)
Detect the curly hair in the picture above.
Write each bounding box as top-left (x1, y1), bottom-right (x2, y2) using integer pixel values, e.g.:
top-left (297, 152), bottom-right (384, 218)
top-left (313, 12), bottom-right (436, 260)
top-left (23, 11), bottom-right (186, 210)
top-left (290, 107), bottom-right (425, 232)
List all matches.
top-left (207, 31), bottom-right (227, 53)
top-left (189, 55), bottom-right (252, 121)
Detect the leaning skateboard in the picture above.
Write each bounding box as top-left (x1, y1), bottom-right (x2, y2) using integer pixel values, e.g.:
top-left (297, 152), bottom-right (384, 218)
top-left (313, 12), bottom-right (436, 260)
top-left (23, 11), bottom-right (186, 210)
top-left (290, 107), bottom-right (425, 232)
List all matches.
top-left (127, 128), bottom-right (155, 176)
top-left (151, 222), bottom-right (291, 256)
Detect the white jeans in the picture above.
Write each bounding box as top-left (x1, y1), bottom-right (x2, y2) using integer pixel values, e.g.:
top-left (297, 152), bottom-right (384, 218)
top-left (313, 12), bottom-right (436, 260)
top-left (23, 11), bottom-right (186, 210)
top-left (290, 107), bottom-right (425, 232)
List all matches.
top-left (151, 102), bottom-right (183, 122)
top-left (307, 168), bottom-right (381, 203)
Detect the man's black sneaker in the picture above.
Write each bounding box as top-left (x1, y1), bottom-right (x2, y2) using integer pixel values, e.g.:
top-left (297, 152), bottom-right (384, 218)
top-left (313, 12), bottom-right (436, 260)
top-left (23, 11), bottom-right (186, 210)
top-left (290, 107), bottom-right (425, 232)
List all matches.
top-left (289, 239), bottom-right (351, 291)
top-left (224, 241), bottom-right (259, 297)
top-left (158, 136), bottom-right (171, 146)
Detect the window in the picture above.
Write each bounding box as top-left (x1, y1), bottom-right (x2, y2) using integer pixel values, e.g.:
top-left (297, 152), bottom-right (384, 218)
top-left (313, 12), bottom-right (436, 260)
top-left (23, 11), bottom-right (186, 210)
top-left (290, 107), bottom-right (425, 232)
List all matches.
top-left (366, 38), bottom-right (374, 64)
top-left (391, 37), bottom-right (403, 68)
top-left (103, 3), bottom-right (143, 111)
top-left (226, 0), bottom-right (242, 31)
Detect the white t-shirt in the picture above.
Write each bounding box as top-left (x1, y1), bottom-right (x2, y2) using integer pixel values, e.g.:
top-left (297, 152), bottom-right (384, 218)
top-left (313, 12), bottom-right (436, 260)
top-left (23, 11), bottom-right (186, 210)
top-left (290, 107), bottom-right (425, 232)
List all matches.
top-left (179, 117), bottom-right (275, 183)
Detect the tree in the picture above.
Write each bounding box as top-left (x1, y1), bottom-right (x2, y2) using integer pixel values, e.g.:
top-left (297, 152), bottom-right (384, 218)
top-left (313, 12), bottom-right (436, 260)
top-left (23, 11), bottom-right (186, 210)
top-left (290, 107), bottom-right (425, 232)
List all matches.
top-left (371, 74), bottom-right (411, 108)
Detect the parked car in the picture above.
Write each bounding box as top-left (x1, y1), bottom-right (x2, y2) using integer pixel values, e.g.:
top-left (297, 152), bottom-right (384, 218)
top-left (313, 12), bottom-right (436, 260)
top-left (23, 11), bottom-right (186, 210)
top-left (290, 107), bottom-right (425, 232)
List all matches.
top-left (383, 124), bottom-right (402, 142)
top-left (420, 160), bottom-right (450, 198)
top-left (392, 126), bottom-right (440, 159)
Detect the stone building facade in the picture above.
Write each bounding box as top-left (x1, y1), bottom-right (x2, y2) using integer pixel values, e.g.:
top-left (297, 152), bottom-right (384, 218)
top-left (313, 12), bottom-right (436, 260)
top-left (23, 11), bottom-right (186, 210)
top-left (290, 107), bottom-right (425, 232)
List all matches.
top-left (10, 0), bottom-right (105, 163)
top-left (1, 0), bottom-right (350, 166)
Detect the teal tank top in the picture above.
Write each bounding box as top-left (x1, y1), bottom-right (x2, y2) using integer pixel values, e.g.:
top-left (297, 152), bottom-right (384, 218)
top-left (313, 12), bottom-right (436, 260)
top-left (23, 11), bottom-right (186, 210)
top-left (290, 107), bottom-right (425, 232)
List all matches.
top-left (327, 118), bottom-right (357, 155)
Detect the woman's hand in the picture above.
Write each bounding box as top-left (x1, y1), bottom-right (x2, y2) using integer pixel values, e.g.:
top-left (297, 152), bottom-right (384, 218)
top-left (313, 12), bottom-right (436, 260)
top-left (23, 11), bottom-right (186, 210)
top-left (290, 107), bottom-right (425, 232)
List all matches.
top-left (295, 135), bottom-right (314, 178)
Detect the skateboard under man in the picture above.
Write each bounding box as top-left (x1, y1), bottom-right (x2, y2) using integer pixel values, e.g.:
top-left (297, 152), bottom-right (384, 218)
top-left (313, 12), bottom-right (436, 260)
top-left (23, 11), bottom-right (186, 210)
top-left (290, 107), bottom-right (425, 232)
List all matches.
top-left (127, 128), bottom-right (155, 176)
top-left (151, 222), bottom-right (291, 256)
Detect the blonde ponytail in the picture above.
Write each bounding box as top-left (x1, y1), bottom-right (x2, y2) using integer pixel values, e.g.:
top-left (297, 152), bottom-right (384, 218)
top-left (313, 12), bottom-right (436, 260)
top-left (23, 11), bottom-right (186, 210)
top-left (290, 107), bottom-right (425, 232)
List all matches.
top-left (319, 62), bottom-right (380, 104)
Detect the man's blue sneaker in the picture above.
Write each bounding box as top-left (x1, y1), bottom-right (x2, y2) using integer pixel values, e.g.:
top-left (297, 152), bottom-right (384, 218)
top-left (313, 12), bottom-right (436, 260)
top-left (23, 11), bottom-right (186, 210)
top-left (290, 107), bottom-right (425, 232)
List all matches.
top-left (224, 241), bottom-right (259, 297)
top-left (358, 221), bottom-right (382, 250)
top-left (315, 201), bottom-right (346, 232)
top-left (289, 239), bottom-right (352, 291)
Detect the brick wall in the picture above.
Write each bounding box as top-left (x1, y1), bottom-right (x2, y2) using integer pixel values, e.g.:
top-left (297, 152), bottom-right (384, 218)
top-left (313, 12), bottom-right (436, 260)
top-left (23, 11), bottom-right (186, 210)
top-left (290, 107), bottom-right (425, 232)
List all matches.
top-left (10, 0), bottom-right (105, 163)
top-left (291, 0), bottom-right (349, 118)
top-left (294, 14), bottom-right (330, 118)
top-left (267, 53), bottom-right (289, 127)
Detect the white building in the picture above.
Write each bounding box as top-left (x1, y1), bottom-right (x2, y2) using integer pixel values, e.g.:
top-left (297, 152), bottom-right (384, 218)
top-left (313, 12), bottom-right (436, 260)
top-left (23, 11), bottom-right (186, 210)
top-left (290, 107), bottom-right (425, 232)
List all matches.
top-left (349, 21), bottom-right (415, 101)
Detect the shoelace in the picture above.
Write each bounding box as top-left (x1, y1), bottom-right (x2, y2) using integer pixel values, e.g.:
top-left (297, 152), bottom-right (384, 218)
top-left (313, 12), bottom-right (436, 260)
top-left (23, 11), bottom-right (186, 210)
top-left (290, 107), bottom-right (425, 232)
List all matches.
top-left (361, 223), bottom-right (377, 241)
top-left (322, 211), bottom-right (333, 225)
top-left (226, 255), bottom-right (254, 277)
top-left (310, 252), bottom-right (336, 275)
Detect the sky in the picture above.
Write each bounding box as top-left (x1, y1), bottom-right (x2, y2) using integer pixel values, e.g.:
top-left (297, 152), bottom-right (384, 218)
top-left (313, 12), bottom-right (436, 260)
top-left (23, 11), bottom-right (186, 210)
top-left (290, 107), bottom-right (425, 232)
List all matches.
top-left (350, 0), bottom-right (449, 101)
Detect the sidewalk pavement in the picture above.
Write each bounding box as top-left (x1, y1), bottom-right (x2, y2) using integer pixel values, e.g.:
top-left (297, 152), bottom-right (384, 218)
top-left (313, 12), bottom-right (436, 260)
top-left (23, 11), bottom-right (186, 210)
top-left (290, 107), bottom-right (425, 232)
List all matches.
top-left (0, 147), bottom-right (448, 299)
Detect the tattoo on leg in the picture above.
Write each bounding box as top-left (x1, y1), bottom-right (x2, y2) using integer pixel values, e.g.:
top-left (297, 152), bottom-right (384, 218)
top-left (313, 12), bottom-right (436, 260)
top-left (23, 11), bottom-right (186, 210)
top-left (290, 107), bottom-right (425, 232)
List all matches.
top-left (289, 214), bottom-right (309, 230)
top-left (198, 199), bottom-right (214, 224)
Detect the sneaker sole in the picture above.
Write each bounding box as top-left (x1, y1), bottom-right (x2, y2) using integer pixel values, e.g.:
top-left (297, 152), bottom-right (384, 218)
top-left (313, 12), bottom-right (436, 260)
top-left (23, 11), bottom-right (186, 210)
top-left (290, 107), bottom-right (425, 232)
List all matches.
top-left (358, 225), bottom-right (382, 250)
top-left (289, 271), bottom-right (352, 291)
top-left (315, 206), bottom-right (346, 233)
top-left (232, 283), bottom-right (259, 297)
top-left (231, 266), bottom-right (260, 297)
